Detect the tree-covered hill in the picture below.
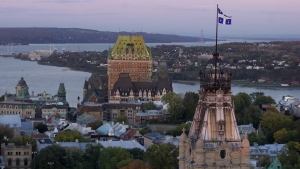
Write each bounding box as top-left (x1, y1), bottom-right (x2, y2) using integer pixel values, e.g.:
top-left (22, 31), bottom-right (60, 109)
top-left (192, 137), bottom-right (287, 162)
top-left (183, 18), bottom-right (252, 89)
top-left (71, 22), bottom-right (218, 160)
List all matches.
top-left (0, 27), bottom-right (210, 45)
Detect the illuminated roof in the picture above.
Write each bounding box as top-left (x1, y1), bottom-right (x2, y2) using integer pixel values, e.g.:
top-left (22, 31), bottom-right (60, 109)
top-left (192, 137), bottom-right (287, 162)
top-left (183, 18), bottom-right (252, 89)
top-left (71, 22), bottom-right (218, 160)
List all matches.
top-left (109, 35), bottom-right (151, 59)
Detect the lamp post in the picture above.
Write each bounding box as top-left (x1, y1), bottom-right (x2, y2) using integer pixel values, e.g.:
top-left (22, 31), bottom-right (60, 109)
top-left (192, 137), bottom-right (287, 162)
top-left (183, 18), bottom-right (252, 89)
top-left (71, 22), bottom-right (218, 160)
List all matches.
top-left (32, 151), bottom-right (37, 169)
top-left (0, 136), bottom-right (8, 156)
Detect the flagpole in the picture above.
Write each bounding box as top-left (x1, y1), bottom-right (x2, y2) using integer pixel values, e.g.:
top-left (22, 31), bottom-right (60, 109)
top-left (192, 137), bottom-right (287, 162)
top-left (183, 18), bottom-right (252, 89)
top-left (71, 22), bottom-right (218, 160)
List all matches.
top-left (215, 4), bottom-right (219, 54)
top-left (214, 4), bottom-right (219, 86)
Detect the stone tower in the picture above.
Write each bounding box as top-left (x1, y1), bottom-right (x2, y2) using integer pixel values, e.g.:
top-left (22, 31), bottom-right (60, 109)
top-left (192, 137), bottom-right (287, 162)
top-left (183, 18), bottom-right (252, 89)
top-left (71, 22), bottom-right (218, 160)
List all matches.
top-left (107, 35), bottom-right (152, 92)
top-left (15, 77), bottom-right (29, 98)
top-left (178, 54), bottom-right (251, 169)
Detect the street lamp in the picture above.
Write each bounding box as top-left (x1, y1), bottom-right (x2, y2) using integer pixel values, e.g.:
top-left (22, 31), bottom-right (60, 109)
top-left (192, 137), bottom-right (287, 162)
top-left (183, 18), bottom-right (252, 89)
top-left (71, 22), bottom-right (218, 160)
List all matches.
top-left (0, 136), bottom-right (9, 156)
top-left (32, 151), bottom-right (37, 169)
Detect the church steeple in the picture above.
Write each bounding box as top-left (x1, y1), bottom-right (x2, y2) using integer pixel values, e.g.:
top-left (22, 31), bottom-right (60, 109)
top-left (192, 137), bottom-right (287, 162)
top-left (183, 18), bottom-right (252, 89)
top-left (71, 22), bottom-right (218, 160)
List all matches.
top-left (179, 47), bottom-right (250, 169)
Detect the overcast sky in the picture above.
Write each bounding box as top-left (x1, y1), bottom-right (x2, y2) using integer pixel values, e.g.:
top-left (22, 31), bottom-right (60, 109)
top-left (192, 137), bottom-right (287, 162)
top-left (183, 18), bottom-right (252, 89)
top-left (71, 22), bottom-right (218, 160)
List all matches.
top-left (1, 0), bottom-right (299, 37)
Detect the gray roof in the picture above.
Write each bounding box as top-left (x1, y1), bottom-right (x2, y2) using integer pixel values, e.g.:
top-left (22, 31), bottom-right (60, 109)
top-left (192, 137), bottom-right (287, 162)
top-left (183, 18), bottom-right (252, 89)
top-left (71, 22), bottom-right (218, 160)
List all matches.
top-left (21, 121), bottom-right (33, 130)
top-left (0, 115), bottom-right (21, 128)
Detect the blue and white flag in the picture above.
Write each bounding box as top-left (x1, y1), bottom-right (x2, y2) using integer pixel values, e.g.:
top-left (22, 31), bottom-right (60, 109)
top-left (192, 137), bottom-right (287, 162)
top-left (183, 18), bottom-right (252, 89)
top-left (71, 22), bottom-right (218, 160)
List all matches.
top-left (218, 8), bottom-right (232, 25)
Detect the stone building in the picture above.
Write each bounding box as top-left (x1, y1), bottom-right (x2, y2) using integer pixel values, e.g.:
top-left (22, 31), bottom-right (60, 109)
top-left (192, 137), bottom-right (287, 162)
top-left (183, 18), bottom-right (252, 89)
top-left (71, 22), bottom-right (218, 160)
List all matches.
top-left (178, 54), bottom-right (251, 169)
top-left (1, 143), bottom-right (32, 169)
top-left (107, 35), bottom-right (152, 92)
top-left (0, 101), bottom-right (35, 119)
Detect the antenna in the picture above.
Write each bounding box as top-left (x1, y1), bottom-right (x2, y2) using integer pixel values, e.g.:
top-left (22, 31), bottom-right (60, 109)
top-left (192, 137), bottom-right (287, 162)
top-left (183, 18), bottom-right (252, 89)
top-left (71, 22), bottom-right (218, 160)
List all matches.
top-left (200, 30), bottom-right (204, 43)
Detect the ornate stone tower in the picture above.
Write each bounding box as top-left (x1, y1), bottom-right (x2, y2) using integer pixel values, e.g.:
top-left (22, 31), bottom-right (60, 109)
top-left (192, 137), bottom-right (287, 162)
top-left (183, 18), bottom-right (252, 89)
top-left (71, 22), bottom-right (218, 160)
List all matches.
top-left (107, 35), bottom-right (152, 92)
top-left (178, 54), bottom-right (251, 169)
top-left (15, 77), bottom-right (29, 98)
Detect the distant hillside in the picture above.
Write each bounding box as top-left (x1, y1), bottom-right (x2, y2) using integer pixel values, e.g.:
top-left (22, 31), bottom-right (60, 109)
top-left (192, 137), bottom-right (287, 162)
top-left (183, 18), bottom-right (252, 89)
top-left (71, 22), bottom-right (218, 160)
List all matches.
top-left (0, 27), bottom-right (209, 45)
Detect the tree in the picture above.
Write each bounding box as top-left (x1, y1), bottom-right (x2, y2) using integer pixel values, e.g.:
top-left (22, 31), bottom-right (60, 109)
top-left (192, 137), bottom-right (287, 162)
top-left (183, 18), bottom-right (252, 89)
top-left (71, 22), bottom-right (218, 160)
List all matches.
top-left (114, 115), bottom-right (129, 125)
top-left (232, 92), bottom-right (262, 129)
top-left (274, 128), bottom-right (298, 144)
top-left (162, 92), bottom-right (185, 123)
top-left (253, 95), bottom-right (276, 105)
top-left (139, 128), bottom-right (152, 135)
top-left (82, 144), bottom-right (103, 169)
top-left (10, 135), bottom-right (37, 151)
top-left (54, 130), bottom-right (90, 142)
top-left (144, 101), bottom-right (157, 110)
top-left (247, 132), bottom-right (265, 146)
top-left (260, 110), bottom-right (293, 143)
top-left (0, 124), bottom-right (14, 139)
top-left (144, 143), bottom-right (179, 169)
top-left (35, 123), bottom-right (48, 133)
top-left (87, 120), bottom-right (103, 130)
top-left (128, 148), bottom-right (145, 160)
top-left (35, 145), bottom-right (68, 169)
top-left (279, 142), bottom-right (300, 168)
top-left (182, 92), bottom-right (198, 121)
top-left (98, 147), bottom-right (132, 169)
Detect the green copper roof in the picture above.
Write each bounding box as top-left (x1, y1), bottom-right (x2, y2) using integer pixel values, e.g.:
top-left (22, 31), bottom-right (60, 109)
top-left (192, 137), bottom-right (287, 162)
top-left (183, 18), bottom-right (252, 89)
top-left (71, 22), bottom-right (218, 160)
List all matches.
top-left (57, 83), bottom-right (66, 94)
top-left (109, 35), bottom-right (151, 59)
top-left (268, 157), bottom-right (282, 169)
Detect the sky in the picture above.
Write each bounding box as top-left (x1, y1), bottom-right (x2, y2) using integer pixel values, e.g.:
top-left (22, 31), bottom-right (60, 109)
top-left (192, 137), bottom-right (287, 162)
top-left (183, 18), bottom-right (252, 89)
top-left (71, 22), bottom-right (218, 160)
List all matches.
top-left (1, 0), bottom-right (300, 38)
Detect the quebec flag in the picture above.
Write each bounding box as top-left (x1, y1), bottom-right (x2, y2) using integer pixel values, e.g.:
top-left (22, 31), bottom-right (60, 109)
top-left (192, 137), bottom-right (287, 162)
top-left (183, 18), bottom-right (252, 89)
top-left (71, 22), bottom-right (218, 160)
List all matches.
top-left (218, 8), bottom-right (232, 25)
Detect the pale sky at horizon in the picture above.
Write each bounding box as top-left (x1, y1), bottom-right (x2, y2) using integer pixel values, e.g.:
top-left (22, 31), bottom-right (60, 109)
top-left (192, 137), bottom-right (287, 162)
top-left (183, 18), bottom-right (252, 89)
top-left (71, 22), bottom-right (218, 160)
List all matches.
top-left (1, 0), bottom-right (299, 38)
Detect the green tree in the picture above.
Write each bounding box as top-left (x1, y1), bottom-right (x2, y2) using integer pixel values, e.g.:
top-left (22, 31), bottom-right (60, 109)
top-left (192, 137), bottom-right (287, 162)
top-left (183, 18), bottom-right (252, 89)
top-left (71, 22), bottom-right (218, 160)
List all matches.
top-left (144, 143), bottom-right (179, 169)
top-left (260, 156), bottom-right (271, 168)
top-left (233, 92), bottom-right (262, 129)
top-left (253, 95), bottom-right (276, 105)
top-left (0, 124), bottom-right (14, 139)
top-left (10, 135), bottom-right (37, 151)
top-left (114, 115), bottom-right (129, 124)
top-left (247, 132), bottom-right (266, 146)
top-left (128, 148), bottom-right (145, 160)
top-left (98, 147), bottom-right (132, 169)
top-left (35, 123), bottom-right (48, 133)
top-left (274, 128), bottom-right (299, 144)
top-left (54, 130), bottom-right (90, 142)
top-left (260, 110), bottom-right (293, 143)
top-left (87, 120), bottom-right (103, 130)
top-left (35, 145), bottom-right (68, 169)
top-left (182, 92), bottom-right (198, 121)
top-left (65, 147), bottom-right (84, 169)
top-left (82, 144), bottom-right (103, 169)
top-left (144, 101), bottom-right (157, 110)
top-left (139, 128), bottom-right (152, 135)
top-left (162, 92), bottom-right (185, 123)
top-left (279, 142), bottom-right (300, 168)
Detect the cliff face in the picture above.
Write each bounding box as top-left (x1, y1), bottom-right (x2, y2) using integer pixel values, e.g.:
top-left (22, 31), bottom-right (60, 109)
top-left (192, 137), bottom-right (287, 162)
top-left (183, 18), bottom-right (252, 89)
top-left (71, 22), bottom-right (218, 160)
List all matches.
top-left (0, 27), bottom-right (204, 45)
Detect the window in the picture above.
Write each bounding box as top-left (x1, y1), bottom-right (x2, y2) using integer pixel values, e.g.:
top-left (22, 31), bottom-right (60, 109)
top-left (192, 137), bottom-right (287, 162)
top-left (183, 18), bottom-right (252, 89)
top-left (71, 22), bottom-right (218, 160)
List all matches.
top-left (220, 150), bottom-right (226, 159)
top-left (8, 159), bottom-right (12, 166)
top-left (24, 159), bottom-right (28, 166)
top-left (16, 159), bottom-right (20, 166)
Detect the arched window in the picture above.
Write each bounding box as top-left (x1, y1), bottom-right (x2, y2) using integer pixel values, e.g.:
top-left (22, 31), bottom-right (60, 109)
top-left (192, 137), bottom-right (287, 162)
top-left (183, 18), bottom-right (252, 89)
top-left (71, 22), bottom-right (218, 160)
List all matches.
top-left (220, 149), bottom-right (226, 159)
top-left (8, 159), bottom-right (12, 166)
top-left (16, 159), bottom-right (20, 166)
top-left (24, 159), bottom-right (28, 166)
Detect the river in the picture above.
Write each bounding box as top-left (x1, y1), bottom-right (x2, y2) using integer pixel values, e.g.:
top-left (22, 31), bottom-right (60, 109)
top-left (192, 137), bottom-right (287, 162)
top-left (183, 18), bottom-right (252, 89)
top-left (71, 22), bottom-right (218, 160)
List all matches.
top-left (1, 57), bottom-right (299, 107)
top-left (0, 39), bottom-right (271, 54)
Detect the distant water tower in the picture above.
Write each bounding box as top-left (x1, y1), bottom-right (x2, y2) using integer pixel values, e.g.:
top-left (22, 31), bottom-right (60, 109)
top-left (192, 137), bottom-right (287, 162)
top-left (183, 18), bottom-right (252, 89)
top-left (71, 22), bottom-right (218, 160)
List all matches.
top-left (200, 30), bottom-right (205, 43)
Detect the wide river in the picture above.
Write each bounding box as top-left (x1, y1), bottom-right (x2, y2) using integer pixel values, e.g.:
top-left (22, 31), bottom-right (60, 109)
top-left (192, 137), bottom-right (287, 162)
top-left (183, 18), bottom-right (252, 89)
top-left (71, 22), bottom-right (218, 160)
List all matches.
top-left (1, 57), bottom-right (299, 107)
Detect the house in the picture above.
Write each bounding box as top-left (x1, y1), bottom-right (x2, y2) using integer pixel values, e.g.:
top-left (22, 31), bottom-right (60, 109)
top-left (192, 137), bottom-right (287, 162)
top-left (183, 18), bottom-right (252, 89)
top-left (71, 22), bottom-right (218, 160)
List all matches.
top-left (250, 143), bottom-right (285, 167)
top-left (134, 109), bottom-right (169, 124)
top-left (0, 143), bottom-right (32, 169)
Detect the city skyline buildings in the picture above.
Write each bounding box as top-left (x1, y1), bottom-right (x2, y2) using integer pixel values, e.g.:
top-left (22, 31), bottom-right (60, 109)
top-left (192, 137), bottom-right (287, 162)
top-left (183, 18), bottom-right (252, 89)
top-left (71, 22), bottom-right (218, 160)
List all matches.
top-left (1, 0), bottom-right (300, 38)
